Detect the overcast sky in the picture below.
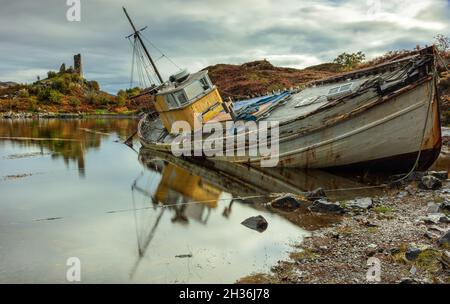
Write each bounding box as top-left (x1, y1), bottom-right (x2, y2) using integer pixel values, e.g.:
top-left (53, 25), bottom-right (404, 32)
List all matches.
top-left (0, 0), bottom-right (449, 93)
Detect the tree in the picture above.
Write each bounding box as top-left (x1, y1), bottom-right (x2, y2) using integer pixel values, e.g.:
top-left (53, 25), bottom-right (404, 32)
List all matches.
top-left (333, 51), bottom-right (366, 71)
top-left (47, 71), bottom-right (57, 79)
top-left (435, 34), bottom-right (450, 53)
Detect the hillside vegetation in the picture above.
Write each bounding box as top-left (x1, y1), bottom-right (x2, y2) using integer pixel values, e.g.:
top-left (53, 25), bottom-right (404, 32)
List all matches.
top-left (0, 71), bottom-right (151, 114)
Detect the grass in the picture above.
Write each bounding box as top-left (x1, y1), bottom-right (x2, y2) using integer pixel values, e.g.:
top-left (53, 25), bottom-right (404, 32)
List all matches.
top-left (415, 249), bottom-right (442, 272)
top-left (373, 205), bottom-right (393, 214)
top-left (367, 227), bottom-right (378, 234)
top-left (289, 249), bottom-right (316, 261)
top-left (237, 273), bottom-right (276, 284)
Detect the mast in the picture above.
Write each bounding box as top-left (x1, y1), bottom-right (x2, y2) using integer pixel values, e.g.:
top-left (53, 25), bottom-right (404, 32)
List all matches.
top-left (123, 7), bottom-right (164, 84)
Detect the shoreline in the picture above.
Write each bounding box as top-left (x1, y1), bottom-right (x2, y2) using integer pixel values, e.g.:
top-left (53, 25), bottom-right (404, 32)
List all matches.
top-left (238, 173), bottom-right (450, 284)
top-left (0, 111), bottom-right (140, 119)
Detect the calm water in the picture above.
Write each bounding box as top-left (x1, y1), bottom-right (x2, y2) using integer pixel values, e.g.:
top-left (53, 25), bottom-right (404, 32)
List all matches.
top-left (0, 118), bottom-right (308, 283)
top-left (0, 118), bottom-right (389, 283)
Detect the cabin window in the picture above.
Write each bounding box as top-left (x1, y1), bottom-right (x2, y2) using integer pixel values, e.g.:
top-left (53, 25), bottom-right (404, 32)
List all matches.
top-left (185, 81), bottom-right (205, 101)
top-left (174, 91), bottom-right (188, 105)
top-left (199, 77), bottom-right (211, 90)
top-left (164, 94), bottom-right (179, 109)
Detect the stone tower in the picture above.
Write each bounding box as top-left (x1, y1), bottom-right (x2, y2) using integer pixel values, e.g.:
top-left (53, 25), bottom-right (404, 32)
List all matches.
top-left (74, 54), bottom-right (83, 76)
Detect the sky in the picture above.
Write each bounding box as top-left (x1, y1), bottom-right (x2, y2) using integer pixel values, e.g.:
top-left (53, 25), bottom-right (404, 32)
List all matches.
top-left (0, 0), bottom-right (449, 94)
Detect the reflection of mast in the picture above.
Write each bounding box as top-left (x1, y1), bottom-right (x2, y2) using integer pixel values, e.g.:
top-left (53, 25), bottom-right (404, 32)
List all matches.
top-left (130, 179), bottom-right (165, 279)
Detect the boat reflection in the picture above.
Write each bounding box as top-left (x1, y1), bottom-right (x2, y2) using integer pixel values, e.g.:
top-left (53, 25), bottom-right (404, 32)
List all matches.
top-left (130, 148), bottom-right (387, 278)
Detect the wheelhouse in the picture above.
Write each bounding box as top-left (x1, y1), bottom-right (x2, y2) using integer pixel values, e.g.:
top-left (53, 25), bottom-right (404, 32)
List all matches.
top-left (154, 70), bottom-right (224, 133)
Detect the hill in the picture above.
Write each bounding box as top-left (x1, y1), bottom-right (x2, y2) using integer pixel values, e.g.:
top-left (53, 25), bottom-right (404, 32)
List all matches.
top-left (205, 59), bottom-right (340, 100)
top-left (0, 71), bottom-right (154, 114)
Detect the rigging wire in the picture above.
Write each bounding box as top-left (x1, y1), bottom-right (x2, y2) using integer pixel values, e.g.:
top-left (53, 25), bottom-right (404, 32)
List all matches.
top-left (140, 33), bottom-right (181, 70)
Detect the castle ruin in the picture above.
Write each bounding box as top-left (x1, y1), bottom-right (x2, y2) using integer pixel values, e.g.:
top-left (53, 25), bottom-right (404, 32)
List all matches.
top-left (73, 54), bottom-right (83, 76)
top-left (58, 54), bottom-right (83, 76)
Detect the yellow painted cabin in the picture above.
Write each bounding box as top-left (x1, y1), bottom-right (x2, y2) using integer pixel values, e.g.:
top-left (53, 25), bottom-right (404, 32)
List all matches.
top-left (154, 70), bottom-right (224, 133)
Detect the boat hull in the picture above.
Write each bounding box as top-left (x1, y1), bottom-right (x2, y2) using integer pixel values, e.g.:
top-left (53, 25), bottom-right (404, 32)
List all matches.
top-left (140, 78), bottom-right (441, 172)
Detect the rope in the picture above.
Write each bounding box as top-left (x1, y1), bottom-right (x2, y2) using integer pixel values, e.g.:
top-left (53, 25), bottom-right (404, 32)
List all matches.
top-left (435, 49), bottom-right (450, 74)
top-left (391, 66), bottom-right (436, 183)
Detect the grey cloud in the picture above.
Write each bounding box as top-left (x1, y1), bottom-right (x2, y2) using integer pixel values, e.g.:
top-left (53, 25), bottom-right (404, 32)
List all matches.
top-left (0, 0), bottom-right (449, 93)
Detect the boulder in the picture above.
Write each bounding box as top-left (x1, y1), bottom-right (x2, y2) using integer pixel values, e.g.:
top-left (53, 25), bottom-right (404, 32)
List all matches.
top-left (306, 188), bottom-right (327, 201)
top-left (270, 194), bottom-right (302, 211)
top-left (439, 199), bottom-right (450, 212)
top-left (422, 213), bottom-right (448, 224)
top-left (427, 202), bottom-right (440, 214)
top-left (438, 230), bottom-right (450, 247)
top-left (426, 171), bottom-right (448, 180)
top-left (241, 215), bottom-right (268, 233)
top-left (405, 244), bottom-right (422, 261)
top-left (308, 199), bottom-right (345, 214)
top-left (441, 251), bottom-right (450, 268)
top-left (419, 175), bottom-right (442, 190)
top-left (345, 197), bottom-right (373, 210)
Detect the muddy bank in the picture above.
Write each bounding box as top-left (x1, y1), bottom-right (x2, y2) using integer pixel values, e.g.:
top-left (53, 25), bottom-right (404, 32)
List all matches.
top-left (238, 173), bottom-right (450, 284)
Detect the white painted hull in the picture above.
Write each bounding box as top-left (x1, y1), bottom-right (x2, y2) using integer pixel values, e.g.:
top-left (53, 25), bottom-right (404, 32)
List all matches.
top-left (139, 49), bottom-right (442, 171)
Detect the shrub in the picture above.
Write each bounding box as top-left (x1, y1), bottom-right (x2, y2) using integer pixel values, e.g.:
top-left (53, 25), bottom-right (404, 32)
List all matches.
top-left (117, 94), bottom-right (127, 107)
top-left (47, 71), bottom-right (58, 79)
top-left (125, 87), bottom-right (141, 97)
top-left (333, 51), bottom-right (366, 71)
top-left (97, 94), bottom-right (110, 106)
top-left (49, 90), bottom-right (63, 104)
top-left (51, 78), bottom-right (69, 93)
top-left (28, 96), bottom-right (38, 112)
top-left (18, 88), bottom-right (29, 98)
top-left (36, 87), bottom-right (52, 102)
top-left (85, 91), bottom-right (98, 105)
top-left (87, 80), bottom-right (100, 91)
top-left (68, 96), bottom-right (81, 108)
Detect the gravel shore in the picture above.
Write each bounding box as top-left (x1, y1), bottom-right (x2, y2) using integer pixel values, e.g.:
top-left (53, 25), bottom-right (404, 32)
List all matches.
top-left (238, 175), bottom-right (450, 284)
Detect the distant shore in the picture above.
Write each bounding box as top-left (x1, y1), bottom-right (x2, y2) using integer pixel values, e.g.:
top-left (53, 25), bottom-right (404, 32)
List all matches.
top-left (0, 111), bottom-right (141, 119)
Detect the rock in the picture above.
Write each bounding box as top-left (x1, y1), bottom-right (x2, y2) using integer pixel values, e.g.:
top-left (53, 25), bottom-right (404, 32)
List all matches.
top-left (405, 185), bottom-right (416, 195)
top-left (419, 175), bottom-right (442, 190)
top-left (345, 197), bottom-right (373, 210)
top-left (422, 213), bottom-right (448, 224)
top-left (397, 191), bottom-right (408, 198)
top-left (439, 199), bottom-right (450, 212)
top-left (306, 188), bottom-right (327, 201)
top-left (427, 202), bottom-right (440, 214)
top-left (441, 251), bottom-right (450, 268)
top-left (362, 220), bottom-right (378, 227)
top-left (428, 225), bottom-right (446, 233)
top-left (424, 231), bottom-right (440, 240)
top-left (241, 215), bottom-right (268, 233)
top-left (405, 243), bottom-right (430, 261)
top-left (409, 265), bottom-right (417, 276)
top-left (406, 246), bottom-right (422, 261)
top-left (438, 230), bottom-right (450, 247)
top-left (308, 199), bottom-right (345, 214)
top-left (399, 277), bottom-right (420, 284)
top-left (426, 171), bottom-right (448, 180)
top-left (440, 216), bottom-right (450, 224)
top-left (367, 243), bottom-right (377, 249)
top-left (391, 171), bottom-right (424, 182)
top-left (270, 194), bottom-right (302, 211)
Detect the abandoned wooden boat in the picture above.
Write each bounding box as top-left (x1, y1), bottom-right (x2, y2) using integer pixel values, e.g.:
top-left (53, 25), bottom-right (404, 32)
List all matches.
top-left (123, 9), bottom-right (441, 171)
